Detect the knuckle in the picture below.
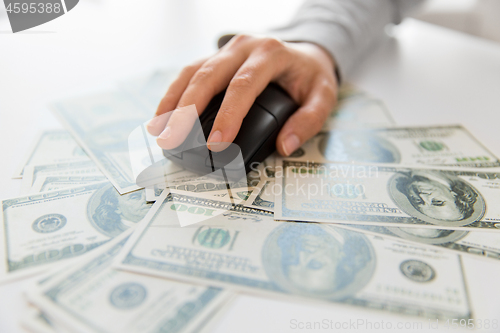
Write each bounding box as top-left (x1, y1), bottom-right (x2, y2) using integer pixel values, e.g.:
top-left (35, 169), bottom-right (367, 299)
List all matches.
top-left (229, 73), bottom-right (254, 90)
top-left (258, 37), bottom-right (285, 54)
top-left (231, 34), bottom-right (252, 46)
top-left (190, 66), bottom-right (214, 85)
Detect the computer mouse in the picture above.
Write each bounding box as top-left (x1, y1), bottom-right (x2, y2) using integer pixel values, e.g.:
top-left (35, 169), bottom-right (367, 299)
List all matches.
top-left (163, 83), bottom-right (298, 179)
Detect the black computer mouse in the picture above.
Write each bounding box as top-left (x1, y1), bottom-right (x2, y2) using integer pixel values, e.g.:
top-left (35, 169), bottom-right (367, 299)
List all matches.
top-left (163, 83), bottom-right (298, 179)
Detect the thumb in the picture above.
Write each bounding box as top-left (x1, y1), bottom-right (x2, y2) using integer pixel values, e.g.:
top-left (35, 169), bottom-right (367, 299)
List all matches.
top-left (276, 82), bottom-right (337, 156)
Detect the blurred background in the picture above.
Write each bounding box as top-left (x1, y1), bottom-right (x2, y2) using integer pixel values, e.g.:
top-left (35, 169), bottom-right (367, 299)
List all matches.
top-left (413, 0), bottom-right (500, 43)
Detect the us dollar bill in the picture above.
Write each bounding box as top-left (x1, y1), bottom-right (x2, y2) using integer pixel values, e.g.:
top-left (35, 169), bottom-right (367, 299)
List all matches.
top-left (245, 178), bottom-right (500, 261)
top-left (1, 181), bottom-right (151, 280)
top-left (342, 224), bottom-right (500, 261)
top-left (20, 160), bottom-right (103, 194)
top-left (31, 175), bottom-right (108, 193)
top-left (288, 125), bottom-right (500, 168)
top-left (144, 166), bottom-right (261, 204)
top-left (115, 193), bottom-right (471, 320)
top-left (145, 181), bottom-right (253, 204)
top-left (245, 179), bottom-right (275, 212)
top-left (12, 129), bottom-right (90, 179)
top-left (52, 91), bottom-right (152, 194)
top-left (322, 84), bottom-right (395, 131)
top-left (274, 160), bottom-right (500, 231)
top-left (145, 184), bottom-right (168, 202)
top-left (27, 233), bottom-right (230, 333)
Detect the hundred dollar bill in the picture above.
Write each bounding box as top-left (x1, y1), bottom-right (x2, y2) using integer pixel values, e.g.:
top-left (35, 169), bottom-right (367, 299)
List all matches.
top-left (145, 184), bottom-right (167, 202)
top-left (28, 232), bottom-right (230, 333)
top-left (144, 166), bottom-right (262, 203)
top-left (0, 181), bottom-right (151, 280)
top-left (12, 129), bottom-right (90, 179)
top-left (145, 182), bottom-right (252, 203)
top-left (52, 91), bottom-right (152, 194)
top-left (274, 160), bottom-right (500, 231)
top-left (115, 193), bottom-right (471, 319)
top-left (20, 160), bottom-right (103, 194)
top-left (322, 84), bottom-right (395, 131)
top-left (289, 125), bottom-right (500, 168)
top-left (342, 224), bottom-right (500, 261)
top-left (244, 182), bottom-right (500, 260)
top-left (31, 175), bottom-right (108, 193)
top-left (245, 179), bottom-right (275, 212)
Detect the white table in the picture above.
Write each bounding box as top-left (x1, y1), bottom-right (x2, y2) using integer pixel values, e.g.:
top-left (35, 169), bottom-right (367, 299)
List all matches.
top-left (1, 1), bottom-right (500, 332)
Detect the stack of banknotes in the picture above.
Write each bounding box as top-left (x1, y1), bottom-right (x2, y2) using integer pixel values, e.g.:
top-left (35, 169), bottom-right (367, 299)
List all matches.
top-left (3, 69), bottom-right (500, 332)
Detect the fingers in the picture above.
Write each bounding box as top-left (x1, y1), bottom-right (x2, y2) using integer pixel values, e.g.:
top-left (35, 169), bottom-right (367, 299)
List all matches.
top-left (147, 58), bottom-right (206, 136)
top-left (156, 58), bottom-right (207, 117)
top-left (157, 39), bottom-right (255, 150)
top-left (208, 39), bottom-right (289, 151)
top-left (276, 80), bottom-right (337, 156)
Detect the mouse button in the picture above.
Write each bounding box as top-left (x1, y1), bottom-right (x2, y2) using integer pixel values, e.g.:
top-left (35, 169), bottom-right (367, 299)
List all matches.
top-left (177, 146), bottom-right (212, 175)
top-left (234, 104), bottom-right (278, 160)
top-left (163, 132), bottom-right (209, 163)
top-left (200, 97), bottom-right (223, 140)
top-left (200, 90), bottom-right (225, 122)
top-left (209, 144), bottom-right (243, 169)
top-left (255, 84), bottom-right (298, 126)
top-left (201, 119), bottom-right (215, 140)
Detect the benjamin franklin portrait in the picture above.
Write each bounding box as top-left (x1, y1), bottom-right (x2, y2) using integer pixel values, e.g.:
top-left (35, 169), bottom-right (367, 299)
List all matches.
top-left (87, 183), bottom-right (151, 237)
top-left (262, 223), bottom-right (375, 300)
top-left (389, 170), bottom-right (485, 227)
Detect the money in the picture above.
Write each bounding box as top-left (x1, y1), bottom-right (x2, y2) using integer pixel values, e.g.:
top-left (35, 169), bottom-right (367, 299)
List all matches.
top-left (274, 161), bottom-right (500, 231)
top-left (27, 233), bottom-right (230, 333)
top-left (115, 193), bottom-right (471, 319)
top-left (245, 179), bottom-right (275, 212)
top-left (144, 167), bottom-right (261, 204)
top-left (287, 125), bottom-right (500, 168)
top-left (145, 184), bottom-right (167, 202)
top-left (30, 175), bottom-right (108, 193)
top-left (245, 176), bottom-right (500, 260)
top-left (1, 181), bottom-right (151, 279)
top-left (12, 129), bottom-right (90, 179)
top-left (342, 224), bottom-right (500, 261)
top-left (20, 160), bottom-right (103, 194)
top-left (322, 84), bottom-right (395, 130)
top-left (52, 91), bottom-right (153, 194)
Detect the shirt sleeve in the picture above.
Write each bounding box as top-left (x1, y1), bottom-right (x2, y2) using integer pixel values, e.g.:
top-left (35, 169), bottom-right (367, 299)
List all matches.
top-left (268, 0), bottom-right (424, 79)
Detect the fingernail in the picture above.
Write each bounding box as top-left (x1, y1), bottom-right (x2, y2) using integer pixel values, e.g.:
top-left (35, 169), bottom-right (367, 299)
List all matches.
top-left (159, 126), bottom-right (171, 140)
top-left (208, 130), bottom-right (222, 147)
top-left (283, 134), bottom-right (300, 156)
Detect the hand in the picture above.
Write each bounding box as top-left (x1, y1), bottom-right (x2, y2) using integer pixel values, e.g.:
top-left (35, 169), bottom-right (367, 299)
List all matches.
top-left (148, 34), bottom-right (338, 156)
